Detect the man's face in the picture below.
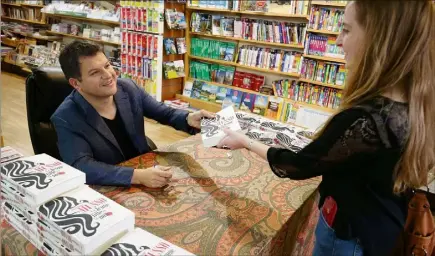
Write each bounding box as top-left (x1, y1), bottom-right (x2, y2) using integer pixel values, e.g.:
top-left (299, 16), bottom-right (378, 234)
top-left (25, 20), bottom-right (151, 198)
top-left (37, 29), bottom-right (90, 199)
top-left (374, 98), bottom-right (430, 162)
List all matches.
top-left (69, 52), bottom-right (118, 98)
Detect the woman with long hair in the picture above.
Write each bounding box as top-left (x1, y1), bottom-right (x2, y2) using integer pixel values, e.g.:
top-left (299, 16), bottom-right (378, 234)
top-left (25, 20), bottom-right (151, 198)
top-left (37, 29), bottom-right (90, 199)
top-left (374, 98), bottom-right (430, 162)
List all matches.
top-left (218, 1), bottom-right (434, 255)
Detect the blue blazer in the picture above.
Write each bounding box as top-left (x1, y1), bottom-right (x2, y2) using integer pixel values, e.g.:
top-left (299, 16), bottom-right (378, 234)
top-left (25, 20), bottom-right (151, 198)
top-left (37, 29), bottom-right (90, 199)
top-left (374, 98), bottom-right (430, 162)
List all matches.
top-left (51, 78), bottom-right (195, 186)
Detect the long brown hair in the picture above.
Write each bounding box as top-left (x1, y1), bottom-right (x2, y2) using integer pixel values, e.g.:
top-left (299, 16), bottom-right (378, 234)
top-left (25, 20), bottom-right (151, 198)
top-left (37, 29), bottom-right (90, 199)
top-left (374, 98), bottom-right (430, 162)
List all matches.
top-left (319, 1), bottom-right (434, 193)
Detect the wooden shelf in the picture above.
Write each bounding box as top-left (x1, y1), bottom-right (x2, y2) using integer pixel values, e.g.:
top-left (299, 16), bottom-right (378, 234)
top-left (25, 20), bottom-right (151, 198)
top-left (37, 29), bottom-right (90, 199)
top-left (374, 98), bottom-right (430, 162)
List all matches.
top-left (45, 13), bottom-right (120, 26)
top-left (307, 29), bottom-right (341, 35)
top-left (176, 94), bottom-right (222, 113)
top-left (310, 1), bottom-right (347, 7)
top-left (9, 31), bottom-right (61, 41)
top-left (298, 78), bottom-right (344, 90)
top-left (1, 2), bottom-right (21, 7)
top-left (1, 16), bottom-right (46, 25)
top-left (189, 55), bottom-right (300, 78)
top-left (46, 31), bottom-right (121, 46)
top-left (21, 3), bottom-right (44, 8)
top-left (190, 32), bottom-right (305, 49)
top-left (303, 54), bottom-right (346, 64)
top-left (186, 6), bottom-right (309, 19)
top-left (186, 78), bottom-right (336, 113)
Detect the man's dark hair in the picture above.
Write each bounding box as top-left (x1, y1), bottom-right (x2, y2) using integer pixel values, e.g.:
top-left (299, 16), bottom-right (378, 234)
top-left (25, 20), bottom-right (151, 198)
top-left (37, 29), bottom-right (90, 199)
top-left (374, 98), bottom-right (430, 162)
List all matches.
top-left (59, 40), bottom-right (103, 80)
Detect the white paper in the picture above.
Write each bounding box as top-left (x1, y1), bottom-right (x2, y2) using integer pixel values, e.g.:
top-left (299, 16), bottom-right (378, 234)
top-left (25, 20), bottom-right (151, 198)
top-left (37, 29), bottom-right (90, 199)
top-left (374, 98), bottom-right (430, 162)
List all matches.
top-left (101, 227), bottom-right (195, 256)
top-left (201, 106), bottom-right (241, 147)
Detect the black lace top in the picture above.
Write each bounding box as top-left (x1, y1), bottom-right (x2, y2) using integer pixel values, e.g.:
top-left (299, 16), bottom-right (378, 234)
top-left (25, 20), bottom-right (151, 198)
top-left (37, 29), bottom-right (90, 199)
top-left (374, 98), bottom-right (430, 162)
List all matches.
top-left (267, 96), bottom-right (409, 255)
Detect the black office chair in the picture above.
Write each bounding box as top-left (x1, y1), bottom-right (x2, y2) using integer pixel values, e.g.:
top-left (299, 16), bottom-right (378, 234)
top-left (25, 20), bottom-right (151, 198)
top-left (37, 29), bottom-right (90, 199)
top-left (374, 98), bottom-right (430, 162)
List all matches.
top-left (25, 66), bottom-right (157, 160)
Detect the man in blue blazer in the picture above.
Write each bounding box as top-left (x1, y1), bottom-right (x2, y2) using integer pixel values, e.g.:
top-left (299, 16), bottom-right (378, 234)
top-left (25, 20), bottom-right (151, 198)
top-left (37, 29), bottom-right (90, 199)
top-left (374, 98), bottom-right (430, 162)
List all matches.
top-left (51, 41), bottom-right (214, 187)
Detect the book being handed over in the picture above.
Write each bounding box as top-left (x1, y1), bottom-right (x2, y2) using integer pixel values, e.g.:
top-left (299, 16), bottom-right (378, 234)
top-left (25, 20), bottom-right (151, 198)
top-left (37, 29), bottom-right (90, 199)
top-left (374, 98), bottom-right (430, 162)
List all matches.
top-left (200, 106), bottom-right (241, 148)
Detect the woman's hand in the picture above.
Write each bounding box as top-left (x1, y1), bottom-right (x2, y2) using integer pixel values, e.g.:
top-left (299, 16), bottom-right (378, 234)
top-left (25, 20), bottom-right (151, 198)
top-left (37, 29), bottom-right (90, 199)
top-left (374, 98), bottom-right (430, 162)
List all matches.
top-left (217, 129), bottom-right (250, 150)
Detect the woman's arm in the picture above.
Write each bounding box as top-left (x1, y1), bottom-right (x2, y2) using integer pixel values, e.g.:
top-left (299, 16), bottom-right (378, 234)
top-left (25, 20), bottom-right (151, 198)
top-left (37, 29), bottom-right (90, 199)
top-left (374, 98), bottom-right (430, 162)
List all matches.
top-left (219, 109), bottom-right (383, 180)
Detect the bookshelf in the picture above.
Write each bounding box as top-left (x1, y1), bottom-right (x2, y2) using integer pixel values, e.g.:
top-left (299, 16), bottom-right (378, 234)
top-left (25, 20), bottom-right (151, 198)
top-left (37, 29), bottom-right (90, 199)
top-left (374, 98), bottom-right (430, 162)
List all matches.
top-left (183, 0), bottom-right (347, 128)
top-left (46, 31), bottom-right (121, 46)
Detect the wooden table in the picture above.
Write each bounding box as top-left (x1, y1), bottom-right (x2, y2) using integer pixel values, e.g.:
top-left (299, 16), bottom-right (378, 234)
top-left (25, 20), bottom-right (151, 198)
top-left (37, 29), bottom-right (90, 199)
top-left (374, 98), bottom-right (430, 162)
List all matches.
top-left (1, 114), bottom-right (321, 255)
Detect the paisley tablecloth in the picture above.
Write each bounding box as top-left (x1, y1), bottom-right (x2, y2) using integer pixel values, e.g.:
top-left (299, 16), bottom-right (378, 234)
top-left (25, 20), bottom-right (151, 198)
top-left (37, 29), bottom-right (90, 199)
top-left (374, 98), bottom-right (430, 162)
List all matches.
top-left (1, 114), bottom-right (321, 256)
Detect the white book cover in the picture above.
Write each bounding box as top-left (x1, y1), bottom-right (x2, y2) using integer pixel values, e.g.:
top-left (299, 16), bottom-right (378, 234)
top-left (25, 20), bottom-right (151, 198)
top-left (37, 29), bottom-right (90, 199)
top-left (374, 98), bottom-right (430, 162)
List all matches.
top-left (37, 186), bottom-right (135, 254)
top-left (1, 146), bottom-right (24, 163)
top-left (0, 154), bottom-right (86, 205)
top-left (101, 227), bottom-right (195, 256)
top-left (201, 106), bottom-right (241, 148)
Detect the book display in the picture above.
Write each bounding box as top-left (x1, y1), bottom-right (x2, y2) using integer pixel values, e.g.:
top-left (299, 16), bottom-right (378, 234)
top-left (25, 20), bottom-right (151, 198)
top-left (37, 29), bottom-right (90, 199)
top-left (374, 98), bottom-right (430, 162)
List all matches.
top-left (182, 0), bottom-right (348, 131)
top-left (0, 149), bottom-right (196, 256)
top-left (119, 0), bottom-right (164, 100)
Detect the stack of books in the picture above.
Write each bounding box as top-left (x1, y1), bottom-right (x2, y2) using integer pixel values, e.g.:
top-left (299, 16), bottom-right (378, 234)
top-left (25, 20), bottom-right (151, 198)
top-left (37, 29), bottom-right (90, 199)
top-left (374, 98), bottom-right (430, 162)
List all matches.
top-left (0, 153), bottom-right (136, 256)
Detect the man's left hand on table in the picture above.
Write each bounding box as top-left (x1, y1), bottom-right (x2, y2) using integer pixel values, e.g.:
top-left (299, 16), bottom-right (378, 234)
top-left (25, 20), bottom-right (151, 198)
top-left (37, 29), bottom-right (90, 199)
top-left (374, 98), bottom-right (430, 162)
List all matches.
top-left (187, 110), bottom-right (215, 129)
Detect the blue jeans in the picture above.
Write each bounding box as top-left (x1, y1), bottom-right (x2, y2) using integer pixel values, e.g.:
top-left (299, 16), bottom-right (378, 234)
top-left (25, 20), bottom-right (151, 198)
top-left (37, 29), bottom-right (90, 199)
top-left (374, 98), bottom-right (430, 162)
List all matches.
top-left (313, 213), bottom-right (364, 256)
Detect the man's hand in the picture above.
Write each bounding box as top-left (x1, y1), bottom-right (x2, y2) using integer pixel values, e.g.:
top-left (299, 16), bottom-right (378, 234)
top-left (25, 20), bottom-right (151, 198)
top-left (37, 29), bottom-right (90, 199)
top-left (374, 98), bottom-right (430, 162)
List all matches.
top-left (131, 166), bottom-right (177, 188)
top-left (187, 110), bottom-right (216, 129)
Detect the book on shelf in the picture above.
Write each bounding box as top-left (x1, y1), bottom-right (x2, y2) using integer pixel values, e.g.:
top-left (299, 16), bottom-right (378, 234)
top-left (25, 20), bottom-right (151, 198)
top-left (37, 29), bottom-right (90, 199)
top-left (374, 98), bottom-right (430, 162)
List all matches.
top-left (175, 37), bottom-right (187, 54)
top-left (163, 60), bottom-right (185, 79)
top-left (240, 0), bottom-right (269, 12)
top-left (165, 9), bottom-right (187, 30)
top-left (300, 58), bottom-right (347, 86)
top-left (309, 6), bottom-right (344, 33)
top-left (305, 34), bottom-right (344, 59)
top-left (237, 45), bottom-right (302, 73)
top-left (253, 95), bottom-right (269, 116)
top-left (101, 228), bottom-right (194, 256)
top-left (163, 38), bottom-right (177, 55)
top-left (265, 96), bottom-right (284, 120)
top-left (191, 12), bottom-right (212, 34)
top-left (239, 92), bottom-right (257, 113)
top-left (232, 71), bottom-right (265, 92)
top-left (183, 80), bottom-right (194, 97)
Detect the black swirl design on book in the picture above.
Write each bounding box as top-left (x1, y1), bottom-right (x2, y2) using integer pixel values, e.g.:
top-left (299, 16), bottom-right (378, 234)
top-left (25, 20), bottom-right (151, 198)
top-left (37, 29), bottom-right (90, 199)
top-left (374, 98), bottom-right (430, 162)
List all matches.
top-left (39, 196), bottom-right (100, 237)
top-left (101, 243), bottom-right (150, 256)
top-left (260, 122), bottom-right (295, 133)
top-left (276, 132), bottom-right (303, 152)
top-left (201, 114), bottom-right (236, 138)
top-left (1, 160), bottom-right (52, 189)
top-left (201, 117), bottom-right (220, 138)
top-left (245, 131), bottom-right (261, 140)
